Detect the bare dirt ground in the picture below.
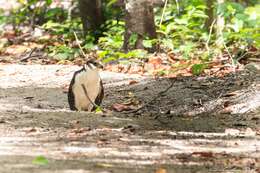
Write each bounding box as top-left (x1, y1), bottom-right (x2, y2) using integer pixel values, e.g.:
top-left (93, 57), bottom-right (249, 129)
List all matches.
top-left (0, 64), bottom-right (259, 173)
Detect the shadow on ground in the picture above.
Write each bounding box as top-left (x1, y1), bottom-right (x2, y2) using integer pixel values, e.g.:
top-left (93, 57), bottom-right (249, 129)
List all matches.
top-left (0, 67), bottom-right (259, 173)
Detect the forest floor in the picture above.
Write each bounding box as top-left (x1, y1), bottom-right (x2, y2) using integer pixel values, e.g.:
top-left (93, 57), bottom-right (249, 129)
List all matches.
top-left (0, 64), bottom-right (259, 173)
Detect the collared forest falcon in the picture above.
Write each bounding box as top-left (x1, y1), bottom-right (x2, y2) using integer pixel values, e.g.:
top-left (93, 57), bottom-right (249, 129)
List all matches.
top-left (68, 59), bottom-right (104, 111)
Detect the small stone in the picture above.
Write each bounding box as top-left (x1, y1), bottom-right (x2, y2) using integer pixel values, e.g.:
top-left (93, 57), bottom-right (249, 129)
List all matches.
top-left (245, 128), bottom-right (256, 137)
top-left (225, 128), bottom-right (240, 135)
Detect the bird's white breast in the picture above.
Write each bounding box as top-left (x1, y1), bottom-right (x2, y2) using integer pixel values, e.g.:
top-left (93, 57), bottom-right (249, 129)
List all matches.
top-left (72, 69), bottom-right (101, 111)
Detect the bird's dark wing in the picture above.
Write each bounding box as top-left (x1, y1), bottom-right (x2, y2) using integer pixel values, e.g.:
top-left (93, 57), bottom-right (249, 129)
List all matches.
top-left (68, 68), bottom-right (85, 111)
top-left (94, 79), bottom-right (104, 107)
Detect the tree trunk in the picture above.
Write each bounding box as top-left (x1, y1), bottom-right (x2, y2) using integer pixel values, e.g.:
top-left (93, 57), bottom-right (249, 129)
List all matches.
top-left (78, 0), bottom-right (104, 39)
top-left (123, 0), bottom-right (157, 51)
top-left (205, 0), bottom-right (214, 31)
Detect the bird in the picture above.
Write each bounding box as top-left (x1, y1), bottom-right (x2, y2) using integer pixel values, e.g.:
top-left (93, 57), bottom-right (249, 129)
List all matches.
top-left (68, 59), bottom-right (104, 111)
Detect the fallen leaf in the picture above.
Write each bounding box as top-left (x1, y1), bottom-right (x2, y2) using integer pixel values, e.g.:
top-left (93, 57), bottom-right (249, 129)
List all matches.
top-left (2, 31), bottom-right (16, 39)
top-left (155, 168), bottom-right (167, 173)
top-left (112, 103), bottom-right (133, 112)
top-left (71, 127), bottom-right (91, 134)
top-left (95, 106), bottom-right (103, 113)
top-left (129, 80), bottom-right (138, 85)
top-left (148, 57), bottom-right (163, 68)
top-left (5, 45), bottom-right (30, 55)
top-left (192, 152), bottom-right (214, 158)
top-left (24, 96), bottom-right (34, 100)
top-left (223, 92), bottom-right (238, 97)
top-left (24, 127), bottom-right (37, 133)
top-left (96, 163), bottom-right (114, 168)
top-left (32, 156), bottom-right (49, 165)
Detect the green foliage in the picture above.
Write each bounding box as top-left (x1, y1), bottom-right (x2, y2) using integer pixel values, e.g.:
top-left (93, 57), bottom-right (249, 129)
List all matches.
top-left (95, 106), bottom-right (103, 113)
top-left (191, 63), bottom-right (207, 75)
top-left (98, 49), bottom-right (147, 64)
top-left (48, 45), bottom-right (79, 61)
top-left (155, 2), bottom-right (208, 56)
top-left (9, 0), bottom-right (65, 26)
top-left (217, 3), bottom-right (260, 48)
top-left (103, 0), bottom-right (123, 21)
top-left (32, 156), bottom-right (49, 166)
top-left (42, 19), bottom-right (82, 40)
top-left (42, 19), bottom-right (84, 61)
top-left (98, 20), bottom-right (124, 50)
top-left (88, 0), bottom-right (259, 64)
top-left (0, 0), bottom-right (258, 65)
top-left (96, 19), bottom-right (147, 62)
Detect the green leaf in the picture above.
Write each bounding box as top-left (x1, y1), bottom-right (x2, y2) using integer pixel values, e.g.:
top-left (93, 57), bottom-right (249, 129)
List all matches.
top-left (98, 50), bottom-right (109, 59)
top-left (83, 43), bottom-right (95, 50)
top-left (95, 106), bottom-right (103, 113)
top-left (143, 40), bottom-right (153, 48)
top-left (162, 39), bottom-right (174, 50)
top-left (129, 33), bottom-right (138, 46)
top-left (102, 56), bottom-right (117, 63)
top-left (32, 156), bottom-right (49, 166)
top-left (191, 64), bottom-right (206, 75)
top-left (127, 49), bottom-right (147, 59)
top-left (175, 18), bottom-right (188, 25)
top-left (54, 53), bottom-right (72, 60)
top-left (245, 5), bottom-right (260, 22)
top-left (107, 0), bottom-right (118, 7)
top-left (45, 0), bottom-right (52, 5)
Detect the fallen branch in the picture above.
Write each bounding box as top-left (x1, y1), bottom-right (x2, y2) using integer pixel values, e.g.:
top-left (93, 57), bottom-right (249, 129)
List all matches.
top-left (20, 47), bottom-right (37, 62)
top-left (123, 81), bottom-right (174, 114)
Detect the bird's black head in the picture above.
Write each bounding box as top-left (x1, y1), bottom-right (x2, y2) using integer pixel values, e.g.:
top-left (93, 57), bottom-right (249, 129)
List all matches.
top-left (85, 59), bottom-right (104, 70)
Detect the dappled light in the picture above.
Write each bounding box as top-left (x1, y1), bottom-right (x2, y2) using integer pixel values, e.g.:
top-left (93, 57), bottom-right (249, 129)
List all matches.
top-left (0, 0), bottom-right (259, 172)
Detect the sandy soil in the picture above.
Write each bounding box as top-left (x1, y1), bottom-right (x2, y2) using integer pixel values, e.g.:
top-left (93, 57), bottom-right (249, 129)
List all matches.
top-left (0, 64), bottom-right (259, 173)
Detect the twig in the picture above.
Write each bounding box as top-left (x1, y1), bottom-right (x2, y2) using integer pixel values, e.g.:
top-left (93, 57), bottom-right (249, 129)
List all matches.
top-left (81, 84), bottom-right (99, 110)
top-left (205, 19), bottom-right (216, 55)
top-left (215, 15), bottom-right (234, 66)
top-left (73, 31), bottom-right (88, 58)
top-left (236, 52), bottom-right (249, 62)
top-left (123, 81), bottom-right (174, 114)
top-left (223, 41), bottom-right (235, 66)
top-left (20, 47), bottom-right (37, 62)
top-left (159, 0), bottom-right (169, 27)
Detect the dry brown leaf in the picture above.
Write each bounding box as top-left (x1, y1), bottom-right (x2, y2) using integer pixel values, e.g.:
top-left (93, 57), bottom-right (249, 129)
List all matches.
top-left (5, 45), bottom-right (29, 55)
top-left (192, 152), bottom-right (214, 158)
top-left (23, 127), bottom-right (38, 133)
top-left (155, 168), bottom-right (167, 173)
top-left (148, 57), bottom-right (163, 68)
top-left (223, 92), bottom-right (238, 97)
top-left (129, 80), bottom-right (138, 85)
top-left (71, 127), bottom-right (91, 134)
top-left (112, 103), bottom-right (133, 112)
top-left (2, 31), bottom-right (16, 39)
